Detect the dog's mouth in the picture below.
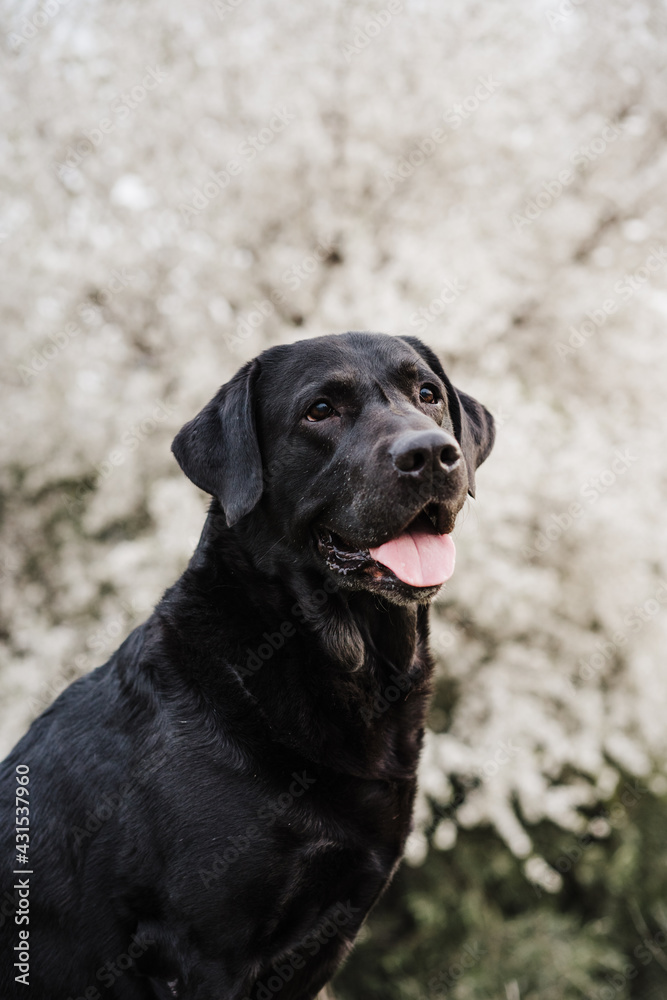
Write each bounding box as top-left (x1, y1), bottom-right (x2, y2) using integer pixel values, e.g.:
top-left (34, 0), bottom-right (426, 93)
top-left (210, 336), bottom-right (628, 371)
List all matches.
top-left (316, 502), bottom-right (456, 590)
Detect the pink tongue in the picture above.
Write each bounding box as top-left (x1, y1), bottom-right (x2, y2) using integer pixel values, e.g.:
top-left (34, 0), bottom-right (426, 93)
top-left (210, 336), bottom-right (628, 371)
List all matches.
top-left (369, 527), bottom-right (456, 587)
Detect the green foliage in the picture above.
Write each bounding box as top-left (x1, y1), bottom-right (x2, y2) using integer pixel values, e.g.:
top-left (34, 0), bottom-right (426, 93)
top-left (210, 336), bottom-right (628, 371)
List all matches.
top-left (333, 783), bottom-right (667, 1000)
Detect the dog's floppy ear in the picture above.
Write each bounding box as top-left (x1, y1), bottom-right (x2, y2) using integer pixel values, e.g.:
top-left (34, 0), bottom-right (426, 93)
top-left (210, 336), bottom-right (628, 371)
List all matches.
top-left (399, 336), bottom-right (495, 497)
top-left (171, 359), bottom-right (263, 526)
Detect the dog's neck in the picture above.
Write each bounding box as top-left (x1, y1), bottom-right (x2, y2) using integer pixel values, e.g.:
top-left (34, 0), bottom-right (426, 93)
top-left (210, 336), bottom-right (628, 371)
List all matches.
top-left (158, 503), bottom-right (435, 780)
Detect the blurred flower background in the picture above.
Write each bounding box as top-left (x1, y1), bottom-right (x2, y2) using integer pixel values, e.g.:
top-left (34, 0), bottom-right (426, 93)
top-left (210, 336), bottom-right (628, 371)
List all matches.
top-left (2, 0), bottom-right (667, 996)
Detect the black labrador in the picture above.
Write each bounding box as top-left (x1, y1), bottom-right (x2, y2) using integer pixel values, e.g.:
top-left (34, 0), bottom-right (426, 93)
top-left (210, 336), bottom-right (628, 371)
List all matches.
top-left (0, 332), bottom-right (494, 999)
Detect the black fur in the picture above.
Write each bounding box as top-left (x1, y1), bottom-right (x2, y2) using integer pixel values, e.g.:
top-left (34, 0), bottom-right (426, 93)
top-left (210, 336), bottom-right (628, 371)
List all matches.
top-left (0, 332), bottom-right (494, 999)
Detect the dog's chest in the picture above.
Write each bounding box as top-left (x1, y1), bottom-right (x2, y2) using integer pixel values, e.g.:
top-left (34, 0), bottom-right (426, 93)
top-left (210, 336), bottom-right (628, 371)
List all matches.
top-left (278, 769), bottom-right (415, 896)
top-left (242, 771), bottom-right (414, 967)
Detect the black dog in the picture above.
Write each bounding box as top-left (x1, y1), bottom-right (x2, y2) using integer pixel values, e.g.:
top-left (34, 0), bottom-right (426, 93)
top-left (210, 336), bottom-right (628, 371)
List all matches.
top-left (0, 332), bottom-right (494, 999)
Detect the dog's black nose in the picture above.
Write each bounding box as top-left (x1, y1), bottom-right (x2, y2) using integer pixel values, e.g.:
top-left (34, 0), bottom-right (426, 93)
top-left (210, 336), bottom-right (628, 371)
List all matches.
top-left (390, 429), bottom-right (462, 476)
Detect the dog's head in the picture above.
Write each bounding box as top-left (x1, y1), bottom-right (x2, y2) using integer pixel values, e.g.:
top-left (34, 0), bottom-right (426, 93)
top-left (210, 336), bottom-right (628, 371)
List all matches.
top-left (172, 332), bottom-right (494, 604)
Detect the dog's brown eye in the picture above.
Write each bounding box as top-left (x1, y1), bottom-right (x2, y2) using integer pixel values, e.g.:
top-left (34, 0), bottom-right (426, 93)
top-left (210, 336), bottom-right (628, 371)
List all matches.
top-left (306, 401), bottom-right (335, 422)
top-left (419, 385), bottom-right (438, 404)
